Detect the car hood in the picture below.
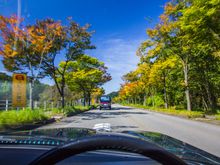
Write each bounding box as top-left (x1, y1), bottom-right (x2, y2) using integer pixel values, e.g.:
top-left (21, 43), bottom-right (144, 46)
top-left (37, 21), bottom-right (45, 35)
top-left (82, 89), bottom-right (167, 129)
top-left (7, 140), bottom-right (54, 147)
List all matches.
top-left (0, 127), bottom-right (220, 164)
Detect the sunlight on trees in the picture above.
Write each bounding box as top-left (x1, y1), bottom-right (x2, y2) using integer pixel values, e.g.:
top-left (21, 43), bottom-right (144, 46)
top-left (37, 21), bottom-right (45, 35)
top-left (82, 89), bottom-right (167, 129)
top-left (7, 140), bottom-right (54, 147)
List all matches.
top-left (116, 0), bottom-right (220, 112)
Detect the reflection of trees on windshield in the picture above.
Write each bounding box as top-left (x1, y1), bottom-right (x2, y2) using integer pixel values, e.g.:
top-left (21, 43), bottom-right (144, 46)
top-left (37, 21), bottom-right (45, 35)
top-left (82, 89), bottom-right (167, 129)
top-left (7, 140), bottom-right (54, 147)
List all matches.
top-left (29, 128), bottom-right (95, 140)
top-left (139, 132), bottom-right (220, 164)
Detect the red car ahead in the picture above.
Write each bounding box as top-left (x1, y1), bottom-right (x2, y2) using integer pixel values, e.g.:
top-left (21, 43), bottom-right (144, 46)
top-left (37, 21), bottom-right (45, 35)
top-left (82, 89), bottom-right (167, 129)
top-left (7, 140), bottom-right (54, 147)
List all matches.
top-left (99, 95), bottom-right (111, 110)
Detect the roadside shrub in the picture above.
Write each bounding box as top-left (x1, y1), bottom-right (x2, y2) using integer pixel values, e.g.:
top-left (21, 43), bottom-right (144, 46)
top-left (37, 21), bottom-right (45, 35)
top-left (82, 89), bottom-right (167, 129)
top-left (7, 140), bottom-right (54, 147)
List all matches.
top-left (215, 113), bottom-right (220, 120)
top-left (51, 108), bottom-right (63, 115)
top-left (90, 104), bottom-right (98, 109)
top-left (64, 105), bottom-right (90, 117)
top-left (176, 110), bottom-right (204, 118)
top-left (174, 105), bottom-right (185, 110)
top-left (123, 103), bottom-right (204, 119)
top-left (63, 106), bottom-right (76, 116)
top-left (74, 105), bottom-right (90, 111)
top-left (17, 109), bottom-right (48, 123)
top-left (0, 109), bottom-right (49, 129)
top-left (146, 95), bottom-right (164, 107)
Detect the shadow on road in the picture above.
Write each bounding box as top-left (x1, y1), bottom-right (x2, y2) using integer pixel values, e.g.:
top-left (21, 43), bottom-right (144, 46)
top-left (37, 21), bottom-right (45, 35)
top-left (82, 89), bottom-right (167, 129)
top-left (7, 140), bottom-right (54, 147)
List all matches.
top-left (59, 108), bottom-right (148, 123)
top-left (111, 107), bottom-right (133, 110)
top-left (60, 119), bottom-right (81, 124)
top-left (100, 111), bottom-right (148, 115)
top-left (79, 110), bottom-right (148, 121)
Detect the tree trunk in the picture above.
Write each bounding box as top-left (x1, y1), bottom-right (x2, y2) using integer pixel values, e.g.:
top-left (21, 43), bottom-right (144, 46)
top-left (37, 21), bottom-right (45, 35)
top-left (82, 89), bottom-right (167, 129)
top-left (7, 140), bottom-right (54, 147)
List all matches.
top-left (83, 92), bottom-right (86, 107)
top-left (53, 76), bottom-right (65, 109)
top-left (88, 92), bottom-right (91, 106)
top-left (61, 94), bottom-right (65, 109)
top-left (152, 96), bottom-right (155, 107)
top-left (29, 81), bottom-right (34, 110)
top-left (202, 96), bottom-right (209, 111)
top-left (143, 94), bottom-right (146, 106)
top-left (204, 80), bottom-right (216, 112)
top-left (83, 98), bottom-right (86, 107)
top-left (151, 88), bottom-right (155, 107)
top-left (163, 73), bottom-right (168, 109)
top-left (183, 64), bottom-right (191, 111)
top-left (60, 85), bottom-right (65, 109)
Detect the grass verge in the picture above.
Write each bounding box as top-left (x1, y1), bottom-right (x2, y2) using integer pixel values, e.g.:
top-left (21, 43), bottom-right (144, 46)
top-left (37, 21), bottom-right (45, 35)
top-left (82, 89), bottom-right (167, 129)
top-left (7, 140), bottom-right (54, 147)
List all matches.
top-left (0, 109), bottom-right (49, 129)
top-left (64, 105), bottom-right (94, 117)
top-left (0, 105), bottom-right (95, 130)
top-left (122, 103), bottom-right (205, 119)
top-left (215, 113), bottom-right (220, 120)
top-left (45, 105), bottom-right (96, 117)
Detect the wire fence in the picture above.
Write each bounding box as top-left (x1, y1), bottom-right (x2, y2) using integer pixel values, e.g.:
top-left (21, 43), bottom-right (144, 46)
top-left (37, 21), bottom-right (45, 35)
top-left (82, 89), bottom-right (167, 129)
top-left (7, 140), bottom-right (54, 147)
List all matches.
top-left (0, 99), bottom-right (84, 111)
top-left (0, 100), bottom-right (12, 111)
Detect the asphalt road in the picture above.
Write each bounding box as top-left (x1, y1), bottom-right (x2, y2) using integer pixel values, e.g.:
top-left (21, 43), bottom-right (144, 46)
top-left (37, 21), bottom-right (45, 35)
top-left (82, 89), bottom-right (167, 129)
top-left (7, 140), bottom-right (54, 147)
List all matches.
top-left (38, 104), bottom-right (220, 157)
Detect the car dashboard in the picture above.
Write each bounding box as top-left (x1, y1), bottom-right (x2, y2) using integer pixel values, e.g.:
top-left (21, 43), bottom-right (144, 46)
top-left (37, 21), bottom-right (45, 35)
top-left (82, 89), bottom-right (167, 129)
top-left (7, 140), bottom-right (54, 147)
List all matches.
top-left (0, 145), bottom-right (159, 165)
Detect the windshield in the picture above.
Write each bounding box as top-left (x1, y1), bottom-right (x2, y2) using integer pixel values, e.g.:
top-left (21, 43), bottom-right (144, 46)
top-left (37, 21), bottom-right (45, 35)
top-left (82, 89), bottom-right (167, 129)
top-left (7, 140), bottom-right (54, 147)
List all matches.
top-left (100, 96), bottom-right (111, 102)
top-left (0, 0), bottom-right (220, 164)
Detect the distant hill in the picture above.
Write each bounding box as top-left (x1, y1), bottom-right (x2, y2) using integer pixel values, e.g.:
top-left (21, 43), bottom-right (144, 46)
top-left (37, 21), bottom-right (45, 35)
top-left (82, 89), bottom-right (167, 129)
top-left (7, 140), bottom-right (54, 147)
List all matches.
top-left (0, 72), bottom-right (12, 101)
top-left (0, 72), bottom-right (11, 81)
top-left (107, 91), bottom-right (118, 98)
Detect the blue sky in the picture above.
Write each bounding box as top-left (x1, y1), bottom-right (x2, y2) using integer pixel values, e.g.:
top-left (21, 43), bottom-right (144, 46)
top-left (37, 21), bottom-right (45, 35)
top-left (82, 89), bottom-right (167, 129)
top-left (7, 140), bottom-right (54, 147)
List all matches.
top-left (0, 0), bottom-right (167, 94)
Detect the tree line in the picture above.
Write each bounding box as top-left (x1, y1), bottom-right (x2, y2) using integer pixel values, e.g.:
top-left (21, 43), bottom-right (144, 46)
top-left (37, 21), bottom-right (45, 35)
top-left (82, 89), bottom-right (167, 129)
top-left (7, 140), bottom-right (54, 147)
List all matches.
top-left (0, 16), bottom-right (111, 109)
top-left (115, 0), bottom-right (220, 112)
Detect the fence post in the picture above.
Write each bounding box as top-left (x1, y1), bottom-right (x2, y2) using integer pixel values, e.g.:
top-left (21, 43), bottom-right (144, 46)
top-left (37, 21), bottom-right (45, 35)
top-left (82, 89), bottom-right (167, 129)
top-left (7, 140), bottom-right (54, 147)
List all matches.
top-left (51, 101), bottom-right (54, 110)
top-left (34, 101), bottom-right (38, 109)
top-left (5, 99), bottom-right (8, 111)
top-left (57, 102), bottom-right (59, 109)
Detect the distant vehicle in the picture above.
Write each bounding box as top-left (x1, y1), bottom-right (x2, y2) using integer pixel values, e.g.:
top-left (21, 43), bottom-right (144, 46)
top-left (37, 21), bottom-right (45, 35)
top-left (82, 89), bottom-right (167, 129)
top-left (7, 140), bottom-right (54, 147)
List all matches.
top-left (99, 95), bottom-right (111, 110)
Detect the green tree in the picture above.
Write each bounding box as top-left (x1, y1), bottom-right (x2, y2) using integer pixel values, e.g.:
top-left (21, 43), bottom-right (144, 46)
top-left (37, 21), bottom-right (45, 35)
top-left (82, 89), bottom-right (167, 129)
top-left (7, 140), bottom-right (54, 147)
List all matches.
top-left (36, 18), bottom-right (95, 108)
top-left (0, 16), bottom-right (63, 109)
top-left (92, 87), bottom-right (105, 104)
top-left (179, 0), bottom-right (220, 111)
top-left (136, 0), bottom-right (219, 111)
top-left (64, 55), bottom-right (111, 106)
top-left (119, 0), bottom-right (220, 112)
top-left (0, 16), bottom-right (95, 109)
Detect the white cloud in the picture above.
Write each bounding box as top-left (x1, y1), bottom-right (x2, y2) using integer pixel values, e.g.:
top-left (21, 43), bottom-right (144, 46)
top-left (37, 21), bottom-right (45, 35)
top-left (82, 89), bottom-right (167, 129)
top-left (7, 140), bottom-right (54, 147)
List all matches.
top-left (90, 37), bottom-right (144, 94)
